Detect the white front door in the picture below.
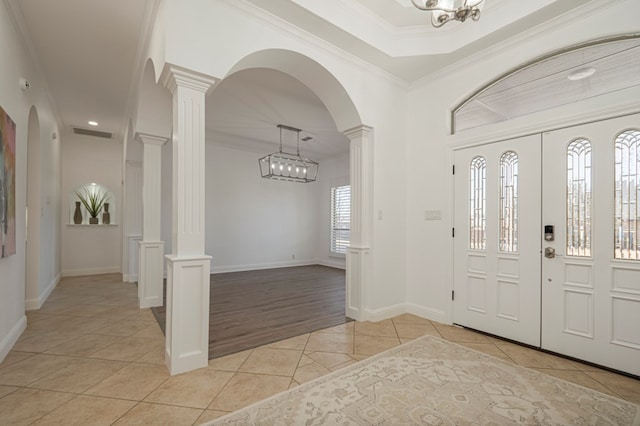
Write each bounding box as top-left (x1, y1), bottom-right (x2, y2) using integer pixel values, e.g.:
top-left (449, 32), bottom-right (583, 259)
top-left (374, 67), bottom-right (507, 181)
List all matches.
top-left (542, 113), bottom-right (640, 376)
top-left (453, 134), bottom-right (542, 347)
top-left (453, 114), bottom-right (640, 376)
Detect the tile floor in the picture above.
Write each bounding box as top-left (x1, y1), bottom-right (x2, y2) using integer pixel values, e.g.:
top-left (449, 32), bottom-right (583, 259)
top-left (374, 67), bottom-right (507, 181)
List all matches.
top-left (0, 274), bottom-right (638, 425)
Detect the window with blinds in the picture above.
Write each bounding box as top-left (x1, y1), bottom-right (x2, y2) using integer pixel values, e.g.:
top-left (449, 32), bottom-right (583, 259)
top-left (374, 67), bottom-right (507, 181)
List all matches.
top-left (331, 185), bottom-right (351, 255)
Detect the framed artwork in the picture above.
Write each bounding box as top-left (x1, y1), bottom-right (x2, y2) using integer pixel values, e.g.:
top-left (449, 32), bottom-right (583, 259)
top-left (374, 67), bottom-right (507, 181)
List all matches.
top-left (0, 105), bottom-right (16, 259)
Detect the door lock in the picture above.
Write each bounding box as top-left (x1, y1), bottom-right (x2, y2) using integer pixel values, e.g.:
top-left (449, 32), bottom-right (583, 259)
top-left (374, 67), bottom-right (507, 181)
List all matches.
top-left (544, 247), bottom-right (556, 259)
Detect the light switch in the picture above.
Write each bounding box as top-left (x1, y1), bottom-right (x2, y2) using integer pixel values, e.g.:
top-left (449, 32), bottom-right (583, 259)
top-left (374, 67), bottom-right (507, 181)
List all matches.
top-left (378, 210), bottom-right (383, 220)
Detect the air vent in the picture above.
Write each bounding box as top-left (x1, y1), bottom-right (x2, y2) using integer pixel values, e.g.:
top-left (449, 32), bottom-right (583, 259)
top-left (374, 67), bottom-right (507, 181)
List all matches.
top-left (73, 127), bottom-right (112, 139)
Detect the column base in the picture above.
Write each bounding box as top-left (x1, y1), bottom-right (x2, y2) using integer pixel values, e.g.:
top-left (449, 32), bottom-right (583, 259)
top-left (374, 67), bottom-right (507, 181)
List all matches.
top-left (164, 254), bottom-right (212, 376)
top-left (138, 241), bottom-right (165, 308)
top-left (346, 246), bottom-right (370, 321)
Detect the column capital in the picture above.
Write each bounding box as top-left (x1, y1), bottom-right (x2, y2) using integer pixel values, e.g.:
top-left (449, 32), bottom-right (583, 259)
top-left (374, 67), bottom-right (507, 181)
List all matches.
top-left (160, 64), bottom-right (218, 95)
top-left (135, 132), bottom-right (168, 147)
top-left (343, 125), bottom-right (373, 140)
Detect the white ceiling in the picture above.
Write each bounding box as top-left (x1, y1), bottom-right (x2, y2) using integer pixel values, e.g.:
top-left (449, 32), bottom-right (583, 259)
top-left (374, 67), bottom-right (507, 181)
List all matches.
top-left (5, 0), bottom-right (608, 157)
top-left (206, 68), bottom-right (349, 158)
top-left (8, 0), bottom-right (154, 140)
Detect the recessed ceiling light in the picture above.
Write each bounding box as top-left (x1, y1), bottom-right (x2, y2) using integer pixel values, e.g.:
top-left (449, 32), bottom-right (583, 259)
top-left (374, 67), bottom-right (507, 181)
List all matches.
top-left (88, 120), bottom-right (98, 126)
top-left (567, 67), bottom-right (596, 81)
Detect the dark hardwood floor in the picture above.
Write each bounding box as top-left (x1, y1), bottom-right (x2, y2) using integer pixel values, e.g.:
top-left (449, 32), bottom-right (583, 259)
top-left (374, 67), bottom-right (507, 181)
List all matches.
top-left (152, 264), bottom-right (349, 359)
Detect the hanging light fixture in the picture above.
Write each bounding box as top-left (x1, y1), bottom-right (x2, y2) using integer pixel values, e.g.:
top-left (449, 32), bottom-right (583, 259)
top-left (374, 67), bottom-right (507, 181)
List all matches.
top-left (411, 0), bottom-right (485, 28)
top-left (259, 124), bottom-right (319, 183)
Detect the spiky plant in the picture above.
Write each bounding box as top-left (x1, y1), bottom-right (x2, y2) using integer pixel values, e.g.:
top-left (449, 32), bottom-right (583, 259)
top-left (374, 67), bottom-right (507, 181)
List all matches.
top-left (75, 186), bottom-right (109, 219)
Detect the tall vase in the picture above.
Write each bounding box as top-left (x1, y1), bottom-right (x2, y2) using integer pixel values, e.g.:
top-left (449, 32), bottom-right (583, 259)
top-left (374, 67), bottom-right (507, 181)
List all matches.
top-left (73, 201), bottom-right (82, 224)
top-left (102, 203), bottom-right (111, 225)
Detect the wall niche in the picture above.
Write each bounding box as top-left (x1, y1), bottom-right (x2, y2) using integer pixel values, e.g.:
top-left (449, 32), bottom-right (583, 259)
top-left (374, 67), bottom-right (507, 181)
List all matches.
top-left (69, 182), bottom-right (116, 225)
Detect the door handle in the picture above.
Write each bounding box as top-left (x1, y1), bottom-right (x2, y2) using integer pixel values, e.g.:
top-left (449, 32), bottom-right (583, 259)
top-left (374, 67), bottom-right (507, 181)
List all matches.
top-left (544, 247), bottom-right (562, 259)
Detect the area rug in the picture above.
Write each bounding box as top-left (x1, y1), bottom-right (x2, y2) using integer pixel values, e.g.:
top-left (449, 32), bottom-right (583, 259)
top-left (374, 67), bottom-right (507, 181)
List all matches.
top-left (206, 335), bottom-right (640, 425)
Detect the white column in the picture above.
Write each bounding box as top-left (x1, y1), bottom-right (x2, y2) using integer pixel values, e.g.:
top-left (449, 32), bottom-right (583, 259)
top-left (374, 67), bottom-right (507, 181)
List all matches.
top-left (344, 125), bottom-right (374, 321)
top-left (161, 65), bottom-right (217, 375)
top-left (137, 133), bottom-right (168, 308)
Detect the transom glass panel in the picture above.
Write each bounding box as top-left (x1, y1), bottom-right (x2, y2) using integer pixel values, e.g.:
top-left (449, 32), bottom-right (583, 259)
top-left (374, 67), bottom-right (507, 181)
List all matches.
top-left (615, 130), bottom-right (640, 260)
top-left (499, 151), bottom-right (518, 252)
top-left (469, 156), bottom-right (487, 250)
top-left (566, 139), bottom-right (592, 257)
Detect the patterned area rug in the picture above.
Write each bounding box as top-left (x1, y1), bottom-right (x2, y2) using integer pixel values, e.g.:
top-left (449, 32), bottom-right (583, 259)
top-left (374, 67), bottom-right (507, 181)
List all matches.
top-left (206, 335), bottom-right (640, 425)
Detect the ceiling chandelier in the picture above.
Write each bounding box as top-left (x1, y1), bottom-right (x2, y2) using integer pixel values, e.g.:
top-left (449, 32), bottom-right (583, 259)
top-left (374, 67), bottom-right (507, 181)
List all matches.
top-left (259, 124), bottom-right (319, 183)
top-left (411, 0), bottom-right (485, 28)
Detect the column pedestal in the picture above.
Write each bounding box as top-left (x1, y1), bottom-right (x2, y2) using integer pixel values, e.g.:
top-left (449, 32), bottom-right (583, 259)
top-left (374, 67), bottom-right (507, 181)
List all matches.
top-left (138, 241), bottom-right (165, 308)
top-left (165, 254), bottom-right (212, 375)
top-left (347, 246), bottom-right (370, 321)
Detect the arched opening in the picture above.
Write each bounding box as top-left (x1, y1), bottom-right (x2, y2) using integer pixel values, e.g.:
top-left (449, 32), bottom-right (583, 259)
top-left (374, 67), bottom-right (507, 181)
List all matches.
top-left (226, 49), bottom-right (362, 132)
top-left (195, 50), bottom-right (368, 357)
top-left (25, 106), bottom-right (41, 309)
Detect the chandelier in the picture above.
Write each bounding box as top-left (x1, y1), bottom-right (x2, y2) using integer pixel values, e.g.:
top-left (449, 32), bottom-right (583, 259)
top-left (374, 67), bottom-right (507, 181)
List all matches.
top-left (411, 0), bottom-right (485, 28)
top-left (259, 124), bottom-right (319, 183)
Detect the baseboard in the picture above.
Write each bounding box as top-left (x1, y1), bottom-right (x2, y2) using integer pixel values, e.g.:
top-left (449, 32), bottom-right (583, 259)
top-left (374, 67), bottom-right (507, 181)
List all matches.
top-left (406, 303), bottom-right (448, 325)
top-left (124, 273), bottom-right (138, 283)
top-left (317, 259), bottom-right (346, 270)
top-left (62, 266), bottom-right (121, 277)
top-left (211, 259), bottom-right (317, 274)
top-left (25, 272), bottom-right (61, 310)
top-left (0, 315), bottom-right (27, 363)
top-left (364, 303), bottom-right (406, 322)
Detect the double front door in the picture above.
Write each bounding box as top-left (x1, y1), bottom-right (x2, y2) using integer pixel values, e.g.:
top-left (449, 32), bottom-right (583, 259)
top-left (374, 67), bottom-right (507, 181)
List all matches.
top-left (454, 113), bottom-right (640, 376)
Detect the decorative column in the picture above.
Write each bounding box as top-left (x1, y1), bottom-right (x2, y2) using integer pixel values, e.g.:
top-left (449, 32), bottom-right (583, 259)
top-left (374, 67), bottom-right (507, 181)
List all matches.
top-left (344, 125), bottom-right (374, 321)
top-left (161, 65), bottom-right (217, 375)
top-left (137, 133), bottom-right (168, 308)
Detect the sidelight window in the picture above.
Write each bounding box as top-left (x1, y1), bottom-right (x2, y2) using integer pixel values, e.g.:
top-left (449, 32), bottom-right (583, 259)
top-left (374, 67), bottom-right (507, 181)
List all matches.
top-left (499, 151), bottom-right (518, 252)
top-left (469, 156), bottom-right (487, 250)
top-left (566, 139), bottom-right (592, 257)
top-left (615, 130), bottom-right (640, 260)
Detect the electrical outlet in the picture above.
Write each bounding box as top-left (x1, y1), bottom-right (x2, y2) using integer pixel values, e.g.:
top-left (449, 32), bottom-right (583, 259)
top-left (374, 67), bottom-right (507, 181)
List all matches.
top-left (292, 254), bottom-right (296, 259)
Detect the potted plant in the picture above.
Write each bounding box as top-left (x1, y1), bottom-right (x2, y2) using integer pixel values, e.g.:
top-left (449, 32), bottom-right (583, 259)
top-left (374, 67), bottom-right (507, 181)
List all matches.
top-left (75, 185), bottom-right (109, 224)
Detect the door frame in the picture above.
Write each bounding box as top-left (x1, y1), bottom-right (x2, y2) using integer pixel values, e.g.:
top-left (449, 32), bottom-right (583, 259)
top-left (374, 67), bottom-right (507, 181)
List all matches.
top-left (445, 104), bottom-right (640, 326)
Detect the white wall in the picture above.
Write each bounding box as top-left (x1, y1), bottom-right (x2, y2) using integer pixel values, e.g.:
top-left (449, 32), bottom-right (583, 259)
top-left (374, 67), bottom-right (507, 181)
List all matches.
top-left (0, 1), bottom-right (61, 361)
top-left (405, 0), bottom-right (640, 324)
top-left (61, 134), bottom-right (122, 276)
top-left (203, 143), bottom-right (349, 273)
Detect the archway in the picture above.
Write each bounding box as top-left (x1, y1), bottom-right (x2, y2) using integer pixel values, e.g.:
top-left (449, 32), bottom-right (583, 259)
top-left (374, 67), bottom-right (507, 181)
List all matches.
top-left (216, 49), bottom-right (371, 321)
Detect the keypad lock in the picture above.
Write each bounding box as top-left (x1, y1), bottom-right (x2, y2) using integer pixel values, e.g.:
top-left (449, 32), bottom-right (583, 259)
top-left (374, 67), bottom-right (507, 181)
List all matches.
top-left (544, 225), bottom-right (554, 241)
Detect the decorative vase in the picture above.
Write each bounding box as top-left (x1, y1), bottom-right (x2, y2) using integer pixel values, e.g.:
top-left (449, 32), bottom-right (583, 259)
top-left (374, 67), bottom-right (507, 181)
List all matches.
top-left (102, 203), bottom-right (110, 225)
top-left (73, 201), bottom-right (82, 224)
top-left (89, 217), bottom-right (99, 225)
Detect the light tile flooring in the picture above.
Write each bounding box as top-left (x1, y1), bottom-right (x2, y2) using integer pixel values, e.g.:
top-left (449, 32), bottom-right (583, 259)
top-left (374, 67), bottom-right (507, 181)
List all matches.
top-left (1, 274), bottom-right (638, 425)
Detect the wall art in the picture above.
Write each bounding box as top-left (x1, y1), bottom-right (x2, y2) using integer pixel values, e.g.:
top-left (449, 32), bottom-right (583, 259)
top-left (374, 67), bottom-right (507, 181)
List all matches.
top-left (0, 105), bottom-right (16, 258)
